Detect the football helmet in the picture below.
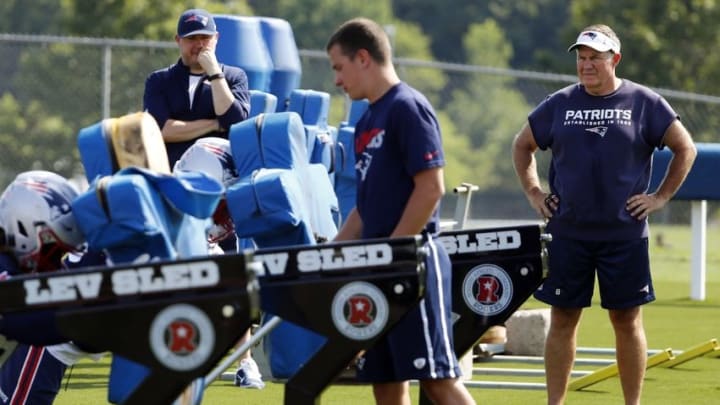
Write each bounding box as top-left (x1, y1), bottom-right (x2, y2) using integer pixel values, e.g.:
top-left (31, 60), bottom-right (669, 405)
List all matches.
top-left (174, 137), bottom-right (239, 243)
top-left (0, 171), bottom-right (84, 273)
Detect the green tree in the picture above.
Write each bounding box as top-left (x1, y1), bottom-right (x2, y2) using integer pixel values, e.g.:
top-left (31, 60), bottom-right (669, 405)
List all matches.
top-left (444, 20), bottom-right (532, 192)
top-left (248, 0), bottom-right (393, 50)
top-left (0, 93), bottom-right (79, 185)
top-left (0, 0), bottom-right (62, 34)
top-left (0, 0), bottom-right (63, 96)
top-left (486, 0), bottom-right (571, 71)
top-left (438, 110), bottom-right (477, 191)
top-left (0, 0), bottom-right (258, 184)
top-left (391, 1), bottom-right (488, 63)
top-left (571, 0), bottom-right (720, 142)
top-left (392, 0), bottom-right (570, 70)
top-left (392, 19), bottom-right (447, 106)
top-left (59, 0), bottom-right (253, 39)
top-left (571, 0), bottom-right (720, 94)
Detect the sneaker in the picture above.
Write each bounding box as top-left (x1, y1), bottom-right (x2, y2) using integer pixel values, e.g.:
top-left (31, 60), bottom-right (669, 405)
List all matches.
top-left (234, 358), bottom-right (265, 389)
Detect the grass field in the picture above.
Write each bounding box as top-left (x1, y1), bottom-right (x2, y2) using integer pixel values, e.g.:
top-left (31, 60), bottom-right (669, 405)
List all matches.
top-left (53, 224), bottom-right (720, 404)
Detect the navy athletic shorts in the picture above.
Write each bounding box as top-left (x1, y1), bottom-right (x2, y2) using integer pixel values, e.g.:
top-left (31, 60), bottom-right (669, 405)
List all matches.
top-left (0, 344), bottom-right (66, 405)
top-left (356, 236), bottom-right (462, 382)
top-left (534, 237), bottom-right (655, 310)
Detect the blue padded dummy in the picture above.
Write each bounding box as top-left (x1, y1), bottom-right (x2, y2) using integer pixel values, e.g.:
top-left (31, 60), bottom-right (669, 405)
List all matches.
top-left (214, 15), bottom-right (273, 92)
top-left (77, 120), bottom-right (115, 182)
top-left (75, 115), bottom-right (222, 404)
top-left (71, 168), bottom-right (222, 404)
top-left (334, 99), bottom-right (369, 226)
top-left (341, 98), bottom-right (370, 128)
top-left (227, 168), bottom-right (313, 247)
top-left (287, 89), bottom-right (330, 128)
top-left (229, 111), bottom-right (338, 242)
top-left (73, 168), bottom-right (221, 262)
top-left (227, 111), bottom-right (340, 379)
top-left (258, 17), bottom-right (302, 111)
top-left (77, 111), bottom-right (171, 184)
top-left (249, 89), bottom-right (278, 119)
top-left (287, 89), bottom-right (336, 172)
top-left (287, 89), bottom-right (341, 226)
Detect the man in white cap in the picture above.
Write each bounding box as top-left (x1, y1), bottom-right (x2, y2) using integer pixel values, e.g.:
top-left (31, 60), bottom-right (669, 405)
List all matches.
top-left (512, 24), bottom-right (696, 405)
top-left (144, 8), bottom-right (250, 167)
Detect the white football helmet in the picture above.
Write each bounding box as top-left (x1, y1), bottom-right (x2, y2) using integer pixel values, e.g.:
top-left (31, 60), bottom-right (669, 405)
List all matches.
top-left (174, 137), bottom-right (239, 243)
top-left (0, 170), bottom-right (84, 273)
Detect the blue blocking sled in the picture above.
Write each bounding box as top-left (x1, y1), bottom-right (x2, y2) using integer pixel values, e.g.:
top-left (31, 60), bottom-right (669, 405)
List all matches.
top-left (74, 116), bottom-right (224, 404)
top-left (72, 169), bottom-right (222, 404)
top-left (228, 110), bottom-right (339, 379)
top-left (75, 99), bottom-right (347, 389)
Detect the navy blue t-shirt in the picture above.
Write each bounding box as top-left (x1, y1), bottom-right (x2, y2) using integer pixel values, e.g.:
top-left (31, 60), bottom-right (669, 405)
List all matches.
top-left (0, 252), bottom-right (19, 275)
top-left (529, 79), bottom-right (678, 240)
top-left (144, 59), bottom-right (251, 166)
top-left (354, 82), bottom-right (444, 239)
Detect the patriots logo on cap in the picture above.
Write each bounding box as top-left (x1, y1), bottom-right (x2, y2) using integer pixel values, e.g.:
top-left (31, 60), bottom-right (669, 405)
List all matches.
top-left (570, 30), bottom-right (620, 53)
top-left (185, 14), bottom-right (208, 26)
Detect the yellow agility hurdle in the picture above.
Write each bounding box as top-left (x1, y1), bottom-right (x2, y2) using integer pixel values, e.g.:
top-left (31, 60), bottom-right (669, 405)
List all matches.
top-left (660, 338), bottom-right (718, 368)
top-left (706, 345), bottom-right (720, 358)
top-left (568, 348), bottom-right (674, 391)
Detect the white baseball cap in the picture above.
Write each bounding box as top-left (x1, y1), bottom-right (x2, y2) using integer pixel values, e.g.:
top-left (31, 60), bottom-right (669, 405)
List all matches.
top-left (568, 30), bottom-right (620, 53)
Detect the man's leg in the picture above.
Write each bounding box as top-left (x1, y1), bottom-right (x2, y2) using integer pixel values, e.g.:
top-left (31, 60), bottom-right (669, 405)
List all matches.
top-left (609, 306), bottom-right (645, 405)
top-left (545, 306), bottom-right (582, 405)
top-left (420, 378), bottom-right (476, 404)
top-left (372, 381), bottom-right (411, 405)
top-left (234, 329), bottom-right (264, 389)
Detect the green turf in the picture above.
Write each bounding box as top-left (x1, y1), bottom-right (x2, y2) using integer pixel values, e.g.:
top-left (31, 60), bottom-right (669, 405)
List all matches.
top-left (52, 224), bottom-right (720, 404)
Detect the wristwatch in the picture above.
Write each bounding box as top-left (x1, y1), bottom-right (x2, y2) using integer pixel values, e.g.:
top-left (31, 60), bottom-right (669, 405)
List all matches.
top-left (208, 72), bottom-right (225, 81)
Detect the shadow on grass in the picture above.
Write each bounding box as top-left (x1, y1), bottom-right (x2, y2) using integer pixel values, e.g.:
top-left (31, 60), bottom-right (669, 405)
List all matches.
top-left (575, 389), bottom-right (609, 394)
top-left (63, 381), bottom-right (109, 389)
top-left (70, 362), bottom-right (111, 370)
top-left (650, 298), bottom-right (720, 309)
top-left (65, 372), bottom-right (107, 380)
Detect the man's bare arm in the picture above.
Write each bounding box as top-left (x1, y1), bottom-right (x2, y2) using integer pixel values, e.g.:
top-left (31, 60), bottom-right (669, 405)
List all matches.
top-left (391, 167), bottom-right (444, 237)
top-left (161, 118), bottom-right (220, 143)
top-left (334, 208), bottom-right (363, 241)
top-left (512, 122), bottom-right (556, 219)
top-left (626, 119), bottom-right (697, 219)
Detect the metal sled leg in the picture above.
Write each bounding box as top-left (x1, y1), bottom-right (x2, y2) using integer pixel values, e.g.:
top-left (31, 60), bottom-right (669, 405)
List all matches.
top-left (203, 316), bottom-right (282, 387)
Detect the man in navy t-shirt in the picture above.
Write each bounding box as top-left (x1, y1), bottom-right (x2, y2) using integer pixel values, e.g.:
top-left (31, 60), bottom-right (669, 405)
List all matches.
top-left (326, 18), bottom-right (475, 405)
top-left (512, 24), bottom-right (696, 405)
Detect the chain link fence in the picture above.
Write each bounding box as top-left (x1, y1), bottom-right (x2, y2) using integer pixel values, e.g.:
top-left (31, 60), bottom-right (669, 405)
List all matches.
top-left (1, 33), bottom-right (718, 222)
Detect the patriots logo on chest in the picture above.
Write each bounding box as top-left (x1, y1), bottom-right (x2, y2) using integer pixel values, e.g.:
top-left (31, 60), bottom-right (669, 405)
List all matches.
top-left (355, 128), bottom-right (384, 154)
top-left (355, 128), bottom-right (385, 182)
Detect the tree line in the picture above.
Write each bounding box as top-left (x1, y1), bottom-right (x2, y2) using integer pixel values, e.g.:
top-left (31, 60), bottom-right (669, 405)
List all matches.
top-left (1, 0), bottom-right (718, 193)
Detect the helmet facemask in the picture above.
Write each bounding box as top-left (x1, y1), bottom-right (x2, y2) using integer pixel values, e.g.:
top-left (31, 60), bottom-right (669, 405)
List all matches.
top-left (208, 198), bottom-right (235, 243)
top-left (17, 224), bottom-right (81, 273)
